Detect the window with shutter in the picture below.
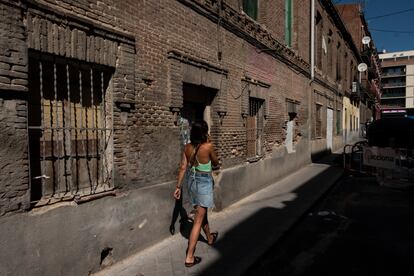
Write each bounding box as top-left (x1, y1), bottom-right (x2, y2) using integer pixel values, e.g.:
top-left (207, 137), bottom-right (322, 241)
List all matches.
top-left (285, 0), bottom-right (292, 47)
top-left (243, 0), bottom-right (258, 20)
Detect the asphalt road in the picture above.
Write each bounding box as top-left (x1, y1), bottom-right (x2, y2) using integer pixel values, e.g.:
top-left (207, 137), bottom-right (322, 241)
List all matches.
top-left (245, 172), bottom-right (414, 276)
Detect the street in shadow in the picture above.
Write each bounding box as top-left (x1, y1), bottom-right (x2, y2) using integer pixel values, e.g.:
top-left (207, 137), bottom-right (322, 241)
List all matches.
top-left (198, 161), bottom-right (343, 276)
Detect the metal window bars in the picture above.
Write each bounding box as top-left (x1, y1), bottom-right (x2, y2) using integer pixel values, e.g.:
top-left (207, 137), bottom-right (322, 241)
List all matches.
top-left (28, 52), bottom-right (114, 205)
top-left (247, 98), bottom-right (264, 158)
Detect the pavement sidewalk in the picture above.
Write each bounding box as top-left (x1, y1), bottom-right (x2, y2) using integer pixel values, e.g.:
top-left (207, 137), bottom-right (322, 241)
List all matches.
top-left (95, 159), bottom-right (343, 276)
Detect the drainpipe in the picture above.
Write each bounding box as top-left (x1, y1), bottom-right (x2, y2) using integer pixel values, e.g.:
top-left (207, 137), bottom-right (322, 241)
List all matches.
top-left (311, 0), bottom-right (315, 81)
top-left (309, 0), bottom-right (315, 157)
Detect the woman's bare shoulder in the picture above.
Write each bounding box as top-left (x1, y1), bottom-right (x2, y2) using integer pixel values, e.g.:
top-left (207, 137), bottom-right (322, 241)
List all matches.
top-left (203, 142), bottom-right (215, 150)
top-left (184, 143), bottom-right (193, 152)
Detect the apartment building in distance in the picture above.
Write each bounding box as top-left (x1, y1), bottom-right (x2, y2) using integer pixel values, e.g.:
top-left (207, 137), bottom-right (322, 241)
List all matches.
top-left (379, 50), bottom-right (414, 118)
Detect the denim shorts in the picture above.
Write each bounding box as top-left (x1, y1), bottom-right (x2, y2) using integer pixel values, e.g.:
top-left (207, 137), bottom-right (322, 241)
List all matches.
top-left (186, 171), bottom-right (214, 208)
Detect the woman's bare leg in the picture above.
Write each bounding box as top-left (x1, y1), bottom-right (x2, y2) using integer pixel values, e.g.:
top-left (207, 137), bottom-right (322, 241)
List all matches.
top-left (202, 212), bottom-right (214, 244)
top-left (186, 205), bottom-right (206, 263)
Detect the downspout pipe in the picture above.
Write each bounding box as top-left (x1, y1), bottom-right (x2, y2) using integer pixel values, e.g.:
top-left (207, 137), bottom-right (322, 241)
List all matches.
top-left (309, 0), bottom-right (315, 156)
top-left (311, 0), bottom-right (315, 81)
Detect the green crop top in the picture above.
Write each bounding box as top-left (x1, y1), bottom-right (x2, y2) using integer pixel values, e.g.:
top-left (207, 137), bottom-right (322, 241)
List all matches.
top-left (191, 156), bottom-right (212, 172)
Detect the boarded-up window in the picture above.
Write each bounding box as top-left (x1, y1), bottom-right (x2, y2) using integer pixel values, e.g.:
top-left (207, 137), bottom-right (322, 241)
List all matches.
top-left (247, 97), bottom-right (264, 158)
top-left (28, 52), bottom-right (114, 205)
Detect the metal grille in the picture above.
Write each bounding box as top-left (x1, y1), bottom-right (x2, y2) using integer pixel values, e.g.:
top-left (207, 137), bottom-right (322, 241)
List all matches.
top-left (28, 52), bottom-right (114, 204)
top-left (247, 98), bottom-right (264, 158)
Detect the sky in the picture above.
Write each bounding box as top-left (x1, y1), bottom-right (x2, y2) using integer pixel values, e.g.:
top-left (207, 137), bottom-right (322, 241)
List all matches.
top-left (334, 0), bottom-right (414, 53)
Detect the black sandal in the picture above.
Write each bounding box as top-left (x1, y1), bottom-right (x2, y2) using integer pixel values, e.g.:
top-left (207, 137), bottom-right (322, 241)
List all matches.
top-left (208, 232), bottom-right (218, 245)
top-left (185, 256), bottom-right (202, 267)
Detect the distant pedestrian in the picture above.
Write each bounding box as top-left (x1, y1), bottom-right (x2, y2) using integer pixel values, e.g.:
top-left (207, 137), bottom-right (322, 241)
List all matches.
top-left (173, 120), bottom-right (220, 267)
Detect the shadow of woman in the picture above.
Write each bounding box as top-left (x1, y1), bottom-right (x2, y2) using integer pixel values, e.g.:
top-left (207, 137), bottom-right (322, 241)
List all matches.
top-left (169, 194), bottom-right (189, 235)
top-left (169, 196), bottom-right (208, 243)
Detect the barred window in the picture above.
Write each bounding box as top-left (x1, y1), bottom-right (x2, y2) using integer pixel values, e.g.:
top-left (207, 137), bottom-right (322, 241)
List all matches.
top-left (246, 97), bottom-right (264, 158)
top-left (28, 52), bottom-right (114, 205)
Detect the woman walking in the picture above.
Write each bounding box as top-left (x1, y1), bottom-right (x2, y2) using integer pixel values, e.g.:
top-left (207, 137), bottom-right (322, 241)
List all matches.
top-left (173, 121), bottom-right (219, 267)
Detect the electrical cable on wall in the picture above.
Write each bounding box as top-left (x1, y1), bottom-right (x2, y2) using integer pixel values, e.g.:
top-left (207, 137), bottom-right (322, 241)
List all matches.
top-left (367, 7), bottom-right (414, 20)
top-left (370, 28), bottom-right (414, 34)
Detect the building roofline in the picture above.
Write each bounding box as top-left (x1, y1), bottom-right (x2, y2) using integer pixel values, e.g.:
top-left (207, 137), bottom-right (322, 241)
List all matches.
top-left (320, 0), bottom-right (362, 63)
top-left (379, 50), bottom-right (414, 59)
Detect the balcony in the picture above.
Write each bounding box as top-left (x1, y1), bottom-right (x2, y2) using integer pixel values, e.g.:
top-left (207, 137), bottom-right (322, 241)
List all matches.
top-left (360, 78), bottom-right (381, 102)
top-left (381, 89), bottom-right (405, 98)
top-left (360, 48), bottom-right (372, 66)
top-left (381, 72), bottom-right (406, 78)
top-left (382, 82), bottom-right (406, 88)
top-left (380, 98), bottom-right (406, 108)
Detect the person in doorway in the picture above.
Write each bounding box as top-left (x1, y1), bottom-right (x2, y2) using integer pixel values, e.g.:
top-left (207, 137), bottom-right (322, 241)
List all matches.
top-left (169, 116), bottom-right (192, 236)
top-left (173, 120), bottom-right (220, 267)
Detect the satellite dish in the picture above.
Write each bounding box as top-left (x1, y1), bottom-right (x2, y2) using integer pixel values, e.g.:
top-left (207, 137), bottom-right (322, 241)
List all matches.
top-left (362, 36), bottom-right (371, 45)
top-left (358, 63), bottom-right (368, 72)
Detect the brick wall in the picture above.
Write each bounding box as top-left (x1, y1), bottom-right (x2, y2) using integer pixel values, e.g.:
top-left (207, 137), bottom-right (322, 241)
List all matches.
top-left (0, 0), bottom-right (350, 215)
top-left (0, 1), bottom-right (29, 216)
top-left (0, 0), bottom-right (316, 211)
top-left (336, 4), bottom-right (363, 52)
top-left (293, 0), bottom-right (310, 62)
top-left (116, 0), bottom-right (311, 172)
top-left (0, 98), bottom-right (29, 216)
top-left (263, 0), bottom-right (285, 44)
top-left (0, 1), bottom-right (27, 91)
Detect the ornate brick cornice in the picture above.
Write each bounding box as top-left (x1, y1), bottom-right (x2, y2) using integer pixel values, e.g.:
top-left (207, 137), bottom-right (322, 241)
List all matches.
top-left (177, 0), bottom-right (310, 76)
top-left (168, 50), bottom-right (228, 76)
top-left (320, 0), bottom-right (361, 63)
top-left (25, 0), bottom-right (135, 46)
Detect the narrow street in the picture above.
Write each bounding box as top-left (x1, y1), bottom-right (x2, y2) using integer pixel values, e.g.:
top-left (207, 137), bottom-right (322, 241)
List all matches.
top-left (1, 1), bottom-right (413, 275)
top-left (246, 172), bottom-right (414, 276)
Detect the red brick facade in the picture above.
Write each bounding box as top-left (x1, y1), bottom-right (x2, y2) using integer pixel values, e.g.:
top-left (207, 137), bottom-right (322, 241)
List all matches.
top-left (0, 0), bottom-right (318, 215)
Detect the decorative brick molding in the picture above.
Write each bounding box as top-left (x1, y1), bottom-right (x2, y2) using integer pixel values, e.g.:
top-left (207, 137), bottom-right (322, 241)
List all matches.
top-left (167, 50), bottom-right (228, 114)
top-left (25, 0), bottom-right (136, 102)
top-left (25, 4), bottom-right (135, 63)
top-left (177, 0), bottom-right (310, 75)
top-left (241, 76), bottom-right (271, 118)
